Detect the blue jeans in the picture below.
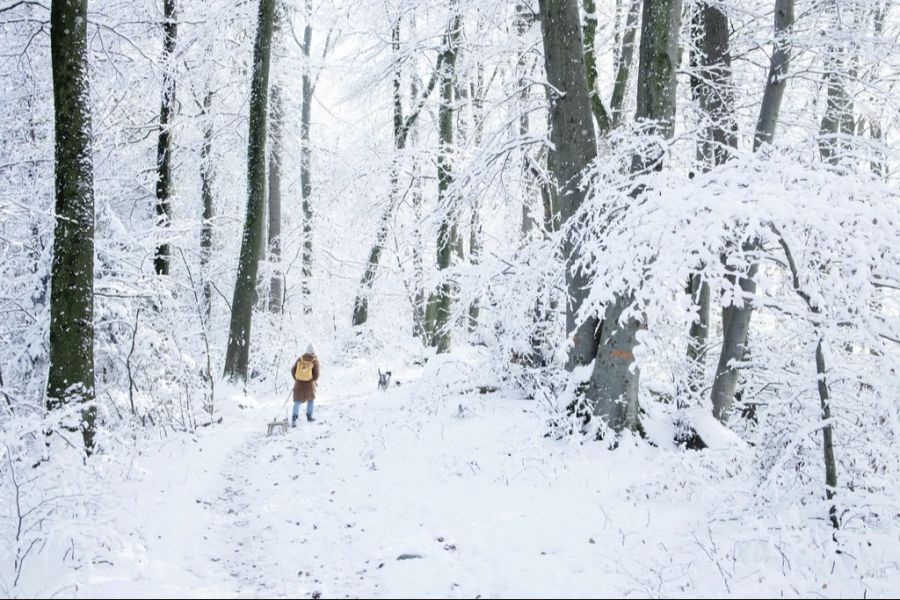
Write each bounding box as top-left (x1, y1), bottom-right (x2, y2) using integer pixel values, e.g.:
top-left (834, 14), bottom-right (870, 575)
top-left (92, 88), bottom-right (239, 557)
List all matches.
top-left (292, 399), bottom-right (314, 422)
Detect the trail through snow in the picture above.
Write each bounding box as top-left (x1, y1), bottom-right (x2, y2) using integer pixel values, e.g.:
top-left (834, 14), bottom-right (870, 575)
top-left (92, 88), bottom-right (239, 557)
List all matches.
top-left (76, 361), bottom-right (884, 598)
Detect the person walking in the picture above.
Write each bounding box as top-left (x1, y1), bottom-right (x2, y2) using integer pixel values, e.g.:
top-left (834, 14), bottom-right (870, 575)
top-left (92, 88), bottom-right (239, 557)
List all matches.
top-left (290, 343), bottom-right (320, 426)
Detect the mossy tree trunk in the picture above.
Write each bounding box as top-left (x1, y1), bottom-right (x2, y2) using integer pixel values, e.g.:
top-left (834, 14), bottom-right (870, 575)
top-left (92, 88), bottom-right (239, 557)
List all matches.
top-left (300, 0), bottom-right (314, 314)
top-left (267, 84), bottom-right (284, 313)
top-left (582, 0), bottom-right (611, 133)
top-left (200, 90), bottom-right (215, 319)
top-left (47, 0), bottom-right (97, 453)
top-left (154, 0), bottom-right (177, 275)
top-left (223, 0), bottom-right (276, 382)
top-left (427, 3), bottom-right (462, 354)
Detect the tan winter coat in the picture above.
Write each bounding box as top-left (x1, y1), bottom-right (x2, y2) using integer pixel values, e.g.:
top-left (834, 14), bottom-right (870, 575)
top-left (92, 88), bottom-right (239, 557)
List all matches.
top-left (291, 353), bottom-right (320, 401)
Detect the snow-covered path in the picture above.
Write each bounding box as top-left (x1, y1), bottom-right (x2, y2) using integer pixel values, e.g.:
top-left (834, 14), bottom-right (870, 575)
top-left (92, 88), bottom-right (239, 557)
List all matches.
top-left (207, 394), bottom-right (644, 598)
top-left (78, 362), bottom-right (877, 599)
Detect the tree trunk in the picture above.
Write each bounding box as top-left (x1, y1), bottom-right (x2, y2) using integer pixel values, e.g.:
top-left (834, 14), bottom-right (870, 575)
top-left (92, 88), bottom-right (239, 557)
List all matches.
top-left (816, 335), bottom-right (839, 529)
top-left (428, 4), bottom-right (462, 354)
top-left (300, 0), bottom-right (314, 314)
top-left (818, 51), bottom-right (854, 166)
top-left (710, 0), bottom-right (794, 422)
top-left (868, 120), bottom-right (886, 178)
top-left (467, 64), bottom-right (485, 333)
top-left (407, 24), bottom-right (427, 340)
top-left (778, 232), bottom-right (839, 529)
top-left (353, 16), bottom-right (403, 329)
top-left (866, 4), bottom-right (887, 179)
top-left (353, 22), bottom-right (444, 327)
top-left (609, 0), bottom-right (641, 128)
top-left (631, 0), bottom-right (680, 147)
top-left (813, 4), bottom-right (848, 527)
top-left (686, 273), bottom-right (710, 395)
top-left (541, 149), bottom-right (559, 231)
top-left (200, 90), bottom-right (214, 319)
top-left (154, 0), bottom-right (177, 275)
top-left (352, 197), bottom-right (395, 327)
top-left (583, 0), bottom-right (680, 433)
top-left (467, 207), bottom-right (482, 333)
top-left (267, 84), bottom-right (283, 312)
top-left (686, 2), bottom-right (737, 394)
top-left (686, 6), bottom-right (710, 395)
top-left (753, 0), bottom-right (794, 151)
top-left (350, 15), bottom-right (446, 329)
top-left (698, 3), bottom-right (737, 163)
top-left (223, 0), bottom-right (276, 382)
top-left (583, 0), bottom-right (611, 133)
top-left (47, 0), bottom-right (97, 453)
top-left (689, 6), bottom-right (711, 165)
top-left (538, 0), bottom-right (599, 372)
top-left (516, 5), bottom-right (537, 237)
top-left (412, 178), bottom-right (426, 338)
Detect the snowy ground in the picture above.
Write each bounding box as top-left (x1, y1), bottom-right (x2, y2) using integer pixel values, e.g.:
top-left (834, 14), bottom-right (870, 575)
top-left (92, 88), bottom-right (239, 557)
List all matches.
top-left (36, 357), bottom-right (897, 599)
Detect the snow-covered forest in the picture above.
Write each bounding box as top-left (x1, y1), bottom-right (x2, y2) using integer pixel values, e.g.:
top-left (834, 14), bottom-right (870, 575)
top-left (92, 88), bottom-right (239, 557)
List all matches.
top-left (1, 0), bottom-right (899, 596)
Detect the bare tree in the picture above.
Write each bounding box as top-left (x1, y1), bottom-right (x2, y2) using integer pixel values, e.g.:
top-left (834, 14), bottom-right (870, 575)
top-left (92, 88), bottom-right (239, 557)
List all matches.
top-left (351, 16), bottom-right (444, 327)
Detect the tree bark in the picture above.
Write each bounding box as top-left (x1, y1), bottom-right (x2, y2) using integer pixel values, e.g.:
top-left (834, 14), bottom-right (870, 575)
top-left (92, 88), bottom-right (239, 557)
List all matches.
top-left (428, 3), bottom-right (462, 354)
top-left (686, 10), bottom-right (710, 390)
top-left (200, 90), bottom-right (214, 319)
top-left (407, 24), bottom-right (426, 340)
top-left (697, 2), bottom-right (737, 164)
top-left (154, 0), bottom-right (177, 275)
top-left (300, 0), bottom-right (314, 314)
top-left (818, 51), bottom-right (854, 166)
top-left (267, 84), bottom-right (283, 312)
top-left (352, 197), bottom-right (395, 327)
top-left (866, 4), bottom-right (888, 179)
top-left (812, 4), bottom-right (848, 527)
top-left (583, 0), bottom-right (680, 433)
top-left (223, 0), bottom-right (276, 381)
top-left (816, 336), bottom-right (839, 529)
top-left (412, 179), bottom-right (426, 338)
top-left (516, 4), bottom-right (540, 237)
top-left (47, 0), bottom-right (97, 453)
top-left (609, 0), bottom-right (641, 128)
top-left (583, 0), bottom-right (611, 133)
top-left (710, 0), bottom-right (794, 422)
top-left (538, 0), bottom-right (600, 373)
top-left (686, 273), bottom-right (710, 395)
top-left (467, 63), bottom-right (485, 332)
top-left (686, 2), bottom-right (737, 394)
top-left (753, 0), bottom-right (794, 151)
top-left (632, 0), bottom-right (681, 149)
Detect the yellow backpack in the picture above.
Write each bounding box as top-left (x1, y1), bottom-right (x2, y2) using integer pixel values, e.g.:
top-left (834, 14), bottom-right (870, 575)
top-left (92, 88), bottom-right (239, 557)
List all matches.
top-left (294, 358), bottom-right (314, 382)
